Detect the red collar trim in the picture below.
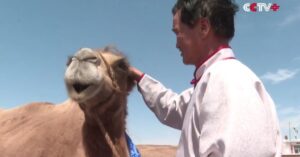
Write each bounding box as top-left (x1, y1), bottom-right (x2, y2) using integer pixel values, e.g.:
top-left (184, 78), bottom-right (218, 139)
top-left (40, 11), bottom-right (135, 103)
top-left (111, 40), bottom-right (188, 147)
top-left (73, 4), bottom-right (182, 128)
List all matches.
top-left (195, 44), bottom-right (231, 69)
top-left (193, 44), bottom-right (230, 77)
top-left (191, 44), bottom-right (232, 87)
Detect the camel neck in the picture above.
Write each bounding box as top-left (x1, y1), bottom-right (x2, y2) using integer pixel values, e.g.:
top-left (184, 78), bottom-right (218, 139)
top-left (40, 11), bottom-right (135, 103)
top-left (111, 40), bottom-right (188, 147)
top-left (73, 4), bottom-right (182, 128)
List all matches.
top-left (81, 94), bottom-right (129, 157)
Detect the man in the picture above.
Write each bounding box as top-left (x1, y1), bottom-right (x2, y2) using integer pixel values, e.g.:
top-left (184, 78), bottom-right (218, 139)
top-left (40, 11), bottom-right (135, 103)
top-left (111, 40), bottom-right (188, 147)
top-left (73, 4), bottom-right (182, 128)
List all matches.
top-left (130, 0), bottom-right (282, 156)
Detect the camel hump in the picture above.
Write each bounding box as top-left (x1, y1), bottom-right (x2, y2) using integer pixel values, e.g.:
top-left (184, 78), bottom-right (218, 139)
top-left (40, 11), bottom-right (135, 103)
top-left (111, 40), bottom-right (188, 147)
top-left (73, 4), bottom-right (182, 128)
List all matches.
top-left (0, 102), bottom-right (56, 131)
top-left (21, 102), bottom-right (55, 112)
top-left (0, 100), bottom-right (84, 157)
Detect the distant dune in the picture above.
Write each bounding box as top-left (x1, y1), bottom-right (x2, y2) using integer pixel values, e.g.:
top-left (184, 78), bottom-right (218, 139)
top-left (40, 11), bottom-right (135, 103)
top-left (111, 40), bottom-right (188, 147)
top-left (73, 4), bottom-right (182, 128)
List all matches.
top-left (137, 145), bottom-right (177, 157)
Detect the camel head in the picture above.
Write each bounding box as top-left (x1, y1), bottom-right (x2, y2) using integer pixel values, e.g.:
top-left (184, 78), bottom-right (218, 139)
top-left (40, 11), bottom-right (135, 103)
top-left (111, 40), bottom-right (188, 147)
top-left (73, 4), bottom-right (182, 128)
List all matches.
top-left (64, 46), bottom-right (135, 114)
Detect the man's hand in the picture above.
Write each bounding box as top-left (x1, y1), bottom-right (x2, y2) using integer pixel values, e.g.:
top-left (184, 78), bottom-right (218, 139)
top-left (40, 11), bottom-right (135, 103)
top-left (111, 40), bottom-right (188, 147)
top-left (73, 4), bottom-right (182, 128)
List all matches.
top-left (129, 67), bottom-right (144, 82)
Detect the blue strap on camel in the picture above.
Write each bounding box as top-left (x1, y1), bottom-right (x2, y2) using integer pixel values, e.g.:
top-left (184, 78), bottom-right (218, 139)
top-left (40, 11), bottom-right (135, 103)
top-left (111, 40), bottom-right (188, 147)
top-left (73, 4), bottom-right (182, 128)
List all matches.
top-left (126, 133), bottom-right (141, 157)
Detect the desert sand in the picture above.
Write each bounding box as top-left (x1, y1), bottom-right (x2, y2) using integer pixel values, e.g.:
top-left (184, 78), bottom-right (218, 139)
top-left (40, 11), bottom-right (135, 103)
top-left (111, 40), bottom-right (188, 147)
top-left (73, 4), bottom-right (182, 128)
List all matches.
top-left (137, 145), bottom-right (177, 157)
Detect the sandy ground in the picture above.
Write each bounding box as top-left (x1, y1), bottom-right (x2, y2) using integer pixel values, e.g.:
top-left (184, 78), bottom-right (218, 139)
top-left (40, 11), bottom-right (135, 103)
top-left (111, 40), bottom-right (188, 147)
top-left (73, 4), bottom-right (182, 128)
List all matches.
top-left (137, 145), bottom-right (177, 157)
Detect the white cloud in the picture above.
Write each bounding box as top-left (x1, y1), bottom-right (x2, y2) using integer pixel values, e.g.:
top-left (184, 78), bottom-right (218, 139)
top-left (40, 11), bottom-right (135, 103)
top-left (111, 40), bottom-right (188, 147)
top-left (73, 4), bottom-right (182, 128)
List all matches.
top-left (279, 6), bottom-right (300, 27)
top-left (260, 69), bottom-right (298, 84)
top-left (278, 106), bottom-right (300, 116)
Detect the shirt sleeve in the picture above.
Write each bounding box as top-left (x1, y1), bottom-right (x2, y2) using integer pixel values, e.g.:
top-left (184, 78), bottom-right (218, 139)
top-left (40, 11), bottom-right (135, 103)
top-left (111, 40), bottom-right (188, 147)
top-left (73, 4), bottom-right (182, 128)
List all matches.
top-left (137, 74), bottom-right (193, 130)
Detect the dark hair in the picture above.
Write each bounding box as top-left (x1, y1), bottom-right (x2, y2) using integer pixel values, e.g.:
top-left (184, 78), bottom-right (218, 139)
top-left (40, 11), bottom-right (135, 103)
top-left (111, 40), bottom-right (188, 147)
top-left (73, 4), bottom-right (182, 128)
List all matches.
top-left (172, 0), bottom-right (238, 40)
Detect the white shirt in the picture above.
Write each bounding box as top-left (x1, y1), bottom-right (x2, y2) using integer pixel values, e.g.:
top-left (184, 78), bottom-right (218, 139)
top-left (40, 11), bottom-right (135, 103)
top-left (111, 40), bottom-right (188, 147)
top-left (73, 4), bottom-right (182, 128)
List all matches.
top-left (137, 48), bottom-right (282, 157)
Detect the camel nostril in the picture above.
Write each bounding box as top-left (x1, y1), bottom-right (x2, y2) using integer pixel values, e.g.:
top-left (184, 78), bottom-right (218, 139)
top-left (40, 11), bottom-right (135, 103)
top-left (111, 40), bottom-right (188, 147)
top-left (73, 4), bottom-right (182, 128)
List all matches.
top-left (73, 83), bottom-right (89, 93)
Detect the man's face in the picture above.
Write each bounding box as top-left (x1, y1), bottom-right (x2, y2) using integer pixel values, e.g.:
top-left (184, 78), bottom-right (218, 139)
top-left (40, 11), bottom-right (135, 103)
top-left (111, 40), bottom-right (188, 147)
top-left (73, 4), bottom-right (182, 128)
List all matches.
top-left (172, 11), bottom-right (203, 65)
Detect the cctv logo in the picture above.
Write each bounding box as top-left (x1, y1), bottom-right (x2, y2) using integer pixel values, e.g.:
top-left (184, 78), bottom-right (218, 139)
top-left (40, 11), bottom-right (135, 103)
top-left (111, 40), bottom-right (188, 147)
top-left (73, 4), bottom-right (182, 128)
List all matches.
top-left (243, 3), bottom-right (280, 12)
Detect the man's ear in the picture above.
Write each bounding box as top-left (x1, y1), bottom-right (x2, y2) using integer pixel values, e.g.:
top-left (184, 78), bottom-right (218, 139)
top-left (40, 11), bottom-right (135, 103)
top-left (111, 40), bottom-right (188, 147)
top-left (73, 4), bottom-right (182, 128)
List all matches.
top-left (195, 18), bottom-right (210, 38)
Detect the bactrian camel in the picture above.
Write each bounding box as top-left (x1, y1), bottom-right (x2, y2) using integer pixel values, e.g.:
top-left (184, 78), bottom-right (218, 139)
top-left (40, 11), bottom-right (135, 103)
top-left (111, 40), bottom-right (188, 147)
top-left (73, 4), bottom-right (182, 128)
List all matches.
top-left (0, 46), bottom-right (137, 157)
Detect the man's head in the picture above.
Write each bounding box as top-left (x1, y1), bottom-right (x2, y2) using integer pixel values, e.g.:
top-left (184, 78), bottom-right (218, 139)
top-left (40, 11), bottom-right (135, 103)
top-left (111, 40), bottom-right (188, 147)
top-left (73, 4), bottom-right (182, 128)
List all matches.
top-left (172, 0), bottom-right (238, 40)
top-left (172, 0), bottom-right (238, 65)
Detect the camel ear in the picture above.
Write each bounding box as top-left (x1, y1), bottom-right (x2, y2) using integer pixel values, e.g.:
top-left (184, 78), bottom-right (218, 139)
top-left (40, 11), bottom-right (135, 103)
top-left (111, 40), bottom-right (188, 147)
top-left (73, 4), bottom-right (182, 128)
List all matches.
top-left (113, 58), bottom-right (136, 92)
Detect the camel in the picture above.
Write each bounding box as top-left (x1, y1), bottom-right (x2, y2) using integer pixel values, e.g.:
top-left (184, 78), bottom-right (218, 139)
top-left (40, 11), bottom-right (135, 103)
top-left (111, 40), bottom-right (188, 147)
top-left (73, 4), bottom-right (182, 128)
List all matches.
top-left (0, 46), bottom-right (136, 157)
top-left (64, 46), bottom-right (136, 157)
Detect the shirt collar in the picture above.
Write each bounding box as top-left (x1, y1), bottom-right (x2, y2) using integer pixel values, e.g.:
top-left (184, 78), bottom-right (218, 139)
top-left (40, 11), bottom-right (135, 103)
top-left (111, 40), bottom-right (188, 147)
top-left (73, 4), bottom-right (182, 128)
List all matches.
top-left (191, 45), bottom-right (235, 86)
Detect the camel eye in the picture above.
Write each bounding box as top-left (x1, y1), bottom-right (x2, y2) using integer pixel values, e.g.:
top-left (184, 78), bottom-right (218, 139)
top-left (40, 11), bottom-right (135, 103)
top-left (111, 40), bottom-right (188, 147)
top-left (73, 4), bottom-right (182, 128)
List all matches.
top-left (115, 59), bottom-right (128, 72)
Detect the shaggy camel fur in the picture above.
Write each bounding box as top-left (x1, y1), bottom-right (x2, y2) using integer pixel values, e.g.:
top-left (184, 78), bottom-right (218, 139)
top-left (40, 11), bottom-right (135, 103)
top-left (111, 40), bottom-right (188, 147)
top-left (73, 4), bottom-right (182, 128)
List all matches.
top-left (0, 46), bottom-right (135, 157)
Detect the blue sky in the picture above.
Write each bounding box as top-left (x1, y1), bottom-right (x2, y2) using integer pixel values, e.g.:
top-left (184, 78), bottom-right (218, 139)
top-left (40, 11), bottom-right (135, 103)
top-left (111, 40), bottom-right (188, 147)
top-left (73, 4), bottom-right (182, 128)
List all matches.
top-left (0, 0), bottom-right (299, 145)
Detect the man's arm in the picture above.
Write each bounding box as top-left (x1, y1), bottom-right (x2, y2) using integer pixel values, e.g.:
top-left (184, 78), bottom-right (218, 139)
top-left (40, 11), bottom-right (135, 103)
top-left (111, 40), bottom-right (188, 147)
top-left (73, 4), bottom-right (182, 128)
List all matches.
top-left (130, 67), bottom-right (193, 130)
